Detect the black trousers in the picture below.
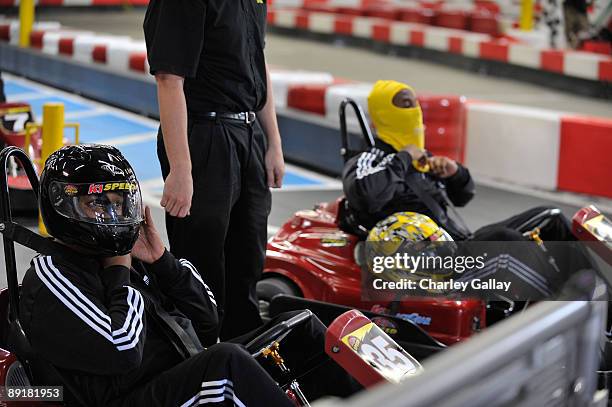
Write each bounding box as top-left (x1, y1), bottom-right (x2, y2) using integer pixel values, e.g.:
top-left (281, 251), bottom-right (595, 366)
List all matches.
top-left (109, 312), bottom-right (358, 407)
top-left (473, 205), bottom-right (576, 242)
top-left (230, 312), bottom-right (361, 400)
top-left (469, 205), bottom-right (592, 298)
top-left (158, 117), bottom-right (271, 343)
top-left (0, 71), bottom-right (5, 103)
top-left (110, 341), bottom-right (293, 407)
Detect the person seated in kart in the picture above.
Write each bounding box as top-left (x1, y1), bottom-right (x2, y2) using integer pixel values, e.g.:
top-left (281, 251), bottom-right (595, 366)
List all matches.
top-left (19, 145), bottom-right (358, 407)
top-left (342, 79), bottom-right (576, 244)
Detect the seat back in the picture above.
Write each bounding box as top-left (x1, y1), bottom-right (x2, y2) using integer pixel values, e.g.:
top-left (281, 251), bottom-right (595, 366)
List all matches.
top-left (339, 98), bottom-right (375, 163)
top-left (337, 198), bottom-right (370, 239)
top-left (0, 103), bottom-right (38, 151)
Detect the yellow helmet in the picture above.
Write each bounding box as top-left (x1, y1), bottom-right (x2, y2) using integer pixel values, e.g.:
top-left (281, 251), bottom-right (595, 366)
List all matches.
top-left (368, 212), bottom-right (452, 246)
top-left (366, 212), bottom-right (455, 285)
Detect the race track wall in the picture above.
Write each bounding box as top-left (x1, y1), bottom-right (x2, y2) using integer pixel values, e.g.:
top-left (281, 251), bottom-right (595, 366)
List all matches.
top-left (1, 20), bottom-right (610, 198)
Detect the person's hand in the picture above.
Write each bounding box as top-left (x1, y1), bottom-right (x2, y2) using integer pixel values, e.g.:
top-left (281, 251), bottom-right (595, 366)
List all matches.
top-left (428, 156), bottom-right (458, 178)
top-left (401, 144), bottom-right (427, 165)
top-left (265, 144), bottom-right (285, 188)
top-left (132, 206), bottom-right (165, 264)
top-left (160, 168), bottom-right (193, 218)
top-left (101, 254), bottom-right (132, 269)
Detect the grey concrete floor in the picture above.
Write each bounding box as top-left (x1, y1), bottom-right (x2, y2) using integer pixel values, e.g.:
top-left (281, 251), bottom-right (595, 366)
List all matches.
top-left (22, 8), bottom-right (612, 117)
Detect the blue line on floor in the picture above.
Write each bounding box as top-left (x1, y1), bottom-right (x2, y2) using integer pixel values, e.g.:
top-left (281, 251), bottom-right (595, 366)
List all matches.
top-left (77, 113), bottom-right (157, 143)
top-left (28, 96), bottom-right (92, 119)
top-left (283, 171), bottom-right (322, 186)
top-left (116, 141), bottom-right (162, 181)
top-left (4, 81), bottom-right (39, 96)
top-left (4, 79), bottom-right (326, 187)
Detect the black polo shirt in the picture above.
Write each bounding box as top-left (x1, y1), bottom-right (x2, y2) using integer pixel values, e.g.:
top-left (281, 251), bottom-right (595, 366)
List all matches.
top-left (144, 0), bottom-right (268, 113)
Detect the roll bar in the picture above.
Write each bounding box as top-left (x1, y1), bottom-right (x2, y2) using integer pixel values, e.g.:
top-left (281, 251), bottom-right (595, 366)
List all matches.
top-left (339, 98), bottom-right (375, 163)
top-left (0, 147), bottom-right (39, 322)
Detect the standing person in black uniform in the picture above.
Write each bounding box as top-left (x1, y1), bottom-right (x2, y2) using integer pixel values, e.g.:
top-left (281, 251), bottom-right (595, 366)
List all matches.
top-left (20, 145), bottom-right (357, 406)
top-left (144, 0), bottom-right (285, 341)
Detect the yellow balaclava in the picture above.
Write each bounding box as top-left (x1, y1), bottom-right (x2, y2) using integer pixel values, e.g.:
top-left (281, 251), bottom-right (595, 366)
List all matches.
top-left (368, 80), bottom-right (425, 151)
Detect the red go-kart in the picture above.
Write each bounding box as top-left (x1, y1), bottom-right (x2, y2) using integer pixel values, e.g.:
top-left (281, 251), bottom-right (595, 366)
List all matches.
top-left (259, 98), bottom-right (609, 347)
top-left (260, 98), bottom-right (485, 346)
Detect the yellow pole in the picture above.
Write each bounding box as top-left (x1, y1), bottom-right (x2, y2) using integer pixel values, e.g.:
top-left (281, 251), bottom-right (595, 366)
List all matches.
top-left (519, 0), bottom-right (534, 31)
top-left (18, 0), bottom-right (35, 48)
top-left (39, 103), bottom-right (65, 235)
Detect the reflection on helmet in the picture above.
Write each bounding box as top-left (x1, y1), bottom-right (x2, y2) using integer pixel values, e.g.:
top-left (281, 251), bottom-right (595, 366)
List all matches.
top-left (40, 145), bottom-right (143, 257)
top-left (76, 193), bottom-right (125, 223)
top-left (366, 212), bottom-right (457, 288)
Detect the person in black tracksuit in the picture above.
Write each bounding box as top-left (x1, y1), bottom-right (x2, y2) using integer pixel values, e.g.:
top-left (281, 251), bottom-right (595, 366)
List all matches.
top-left (342, 81), bottom-right (595, 300)
top-left (19, 145), bottom-right (356, 407)
top-left (343, 139), bottom-right (475, 240)
top-left (144, 0), bottom-right (285, 342)
top-left (342, 140), bottom-right (576, 242)
top-left (20, 251), bottom-right (353, 406)
top-left (342, 80), bottom-right (577, 244)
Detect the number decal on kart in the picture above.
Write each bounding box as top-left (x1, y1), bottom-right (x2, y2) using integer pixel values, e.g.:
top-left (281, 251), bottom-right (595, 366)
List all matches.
top-left (4, 112), bottom-right (30, 132)
top-left (368, 336), bottom-right (418, 370)
top-left (342, 322), bottom-right (422, 383)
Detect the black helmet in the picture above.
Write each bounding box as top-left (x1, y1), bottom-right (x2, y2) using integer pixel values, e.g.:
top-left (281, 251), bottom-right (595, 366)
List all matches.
top-left (40, 144), bottom-right (143, 257)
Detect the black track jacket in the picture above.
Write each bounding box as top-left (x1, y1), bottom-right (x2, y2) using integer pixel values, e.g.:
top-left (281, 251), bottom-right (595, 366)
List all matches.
top-left (342, 140), bottom-right (475, 239)
top-left (19, 249), bottom-right (218, 405)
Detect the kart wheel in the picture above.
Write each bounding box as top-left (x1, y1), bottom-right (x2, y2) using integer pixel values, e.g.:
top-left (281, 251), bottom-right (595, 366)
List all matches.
top-left (257, 277), bottom-right (301, 321)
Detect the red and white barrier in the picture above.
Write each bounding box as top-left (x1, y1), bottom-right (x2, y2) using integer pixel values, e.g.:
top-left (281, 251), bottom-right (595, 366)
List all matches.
top-left (465, 105), bottom-right (612, 198)
top-left (106, 40), bottom-right (147, 72)
top-left (1, 19), bottom-right (610, 198)
top-left (280, 76), bottom-right (611, 198)
top-left (5, 21), bottom-right (60, 46)
top-left (324, 82), bottom-right (373, 123)
top-left (270, 70), bottom-right (335, 108)
top-left (464, 104), bottom-right (562, 191)
top-left (267, 8), bottom-right (612, 83)
top-left (0, 0), bottom-right (149, 6)
top-left (558, 116), bottom-right (612, 198)
top-left (73, 34), bottom-right (132, 64)
top-left (37, 29), bottom-right (93, 55)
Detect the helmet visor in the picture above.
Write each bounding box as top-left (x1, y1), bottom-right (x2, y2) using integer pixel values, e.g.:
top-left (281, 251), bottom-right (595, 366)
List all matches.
top-left (49, 181), bottom-right (143, 225)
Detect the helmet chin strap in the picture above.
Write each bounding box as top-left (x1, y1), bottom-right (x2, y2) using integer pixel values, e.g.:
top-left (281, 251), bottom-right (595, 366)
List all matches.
top-left (57, 239), bottom-right (103, 257)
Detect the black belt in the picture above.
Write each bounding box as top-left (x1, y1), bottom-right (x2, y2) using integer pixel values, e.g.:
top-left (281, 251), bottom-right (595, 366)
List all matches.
top-left (195, 111), bottom-right (256, 124)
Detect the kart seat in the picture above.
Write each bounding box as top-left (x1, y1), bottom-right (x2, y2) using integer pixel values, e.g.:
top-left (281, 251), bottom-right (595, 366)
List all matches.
top-left (515, 207), bottom-right (563, 234)
top-left (245, 310), bottom-right (313, 356)
top-left (0, 290), bottom-right (85, 406)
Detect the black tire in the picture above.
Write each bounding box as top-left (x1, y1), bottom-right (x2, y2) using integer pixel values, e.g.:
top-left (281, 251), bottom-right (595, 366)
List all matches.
top-left (256, 277), bottom-right (301, 320)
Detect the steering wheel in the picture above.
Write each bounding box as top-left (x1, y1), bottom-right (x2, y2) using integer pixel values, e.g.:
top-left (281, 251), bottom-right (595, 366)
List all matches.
top-left (246, 310), bottom-right (313, 358)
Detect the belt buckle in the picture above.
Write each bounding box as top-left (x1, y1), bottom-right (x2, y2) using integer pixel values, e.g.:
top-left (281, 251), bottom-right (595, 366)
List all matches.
top-left (245, 112), bottom-right (255, 124)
